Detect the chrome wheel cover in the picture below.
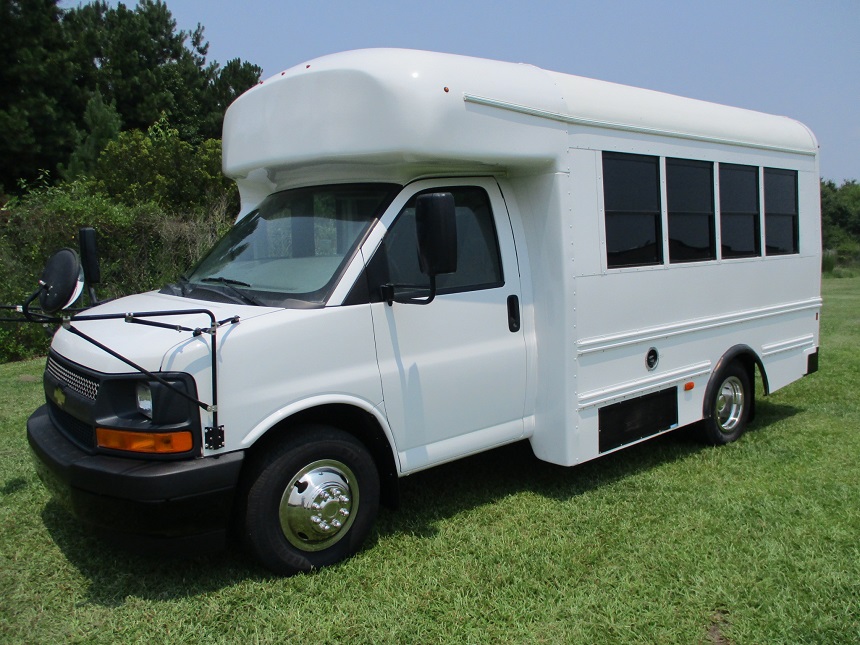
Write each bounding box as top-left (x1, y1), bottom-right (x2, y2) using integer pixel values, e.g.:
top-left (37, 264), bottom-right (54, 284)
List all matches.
top-left (715, 375), bottom-right (745, 433)
top-left (279, 459), bottom-right (359, 552)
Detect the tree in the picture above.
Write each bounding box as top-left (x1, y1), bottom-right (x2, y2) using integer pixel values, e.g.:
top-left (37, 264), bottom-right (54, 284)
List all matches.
top-left (1, 0), bottom-right (261, 191)
top-left (91, 115), bottom-right (233, 210)
top-left (201, 58), bottom-right (263, 139)
top-left (62, 0), bottom-right (260, 143)
top-left (821, 179), bottom-right (860, 267)
top-left (61, 91), bottom-right (122, 180)
top-left (0, 0), bottom-right (78, 191)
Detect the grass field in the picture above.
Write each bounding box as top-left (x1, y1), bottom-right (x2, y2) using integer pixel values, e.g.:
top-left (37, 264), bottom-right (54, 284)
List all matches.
top-left (1, 279), bottom-right (858, 644)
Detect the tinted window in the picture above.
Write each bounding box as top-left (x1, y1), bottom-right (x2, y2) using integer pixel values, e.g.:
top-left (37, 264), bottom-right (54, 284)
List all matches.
top-left (374, 186), bottom-right (503, 295)
top-left (602, 152), bottom-right (662, 268)
top-left (667, 158), bottom-right (715, 263)
top-left (765, 168), bottom-right (799, 255)
top-left (719, 164), bottom-right (761, 258)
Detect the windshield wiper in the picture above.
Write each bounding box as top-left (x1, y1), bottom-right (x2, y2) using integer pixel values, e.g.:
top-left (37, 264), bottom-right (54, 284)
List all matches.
top-left (200, 277), bottom-right (264, 306)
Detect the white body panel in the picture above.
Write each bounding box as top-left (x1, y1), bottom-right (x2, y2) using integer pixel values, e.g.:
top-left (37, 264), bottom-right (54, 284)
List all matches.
top-left (52, 49), bottom-right (820, 474)
top-left (366, 178), bottom-right (528, 473)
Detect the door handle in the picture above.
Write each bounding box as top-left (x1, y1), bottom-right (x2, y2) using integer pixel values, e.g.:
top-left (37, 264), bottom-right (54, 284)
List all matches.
top-left (507, 295), bottom-right (521, 333)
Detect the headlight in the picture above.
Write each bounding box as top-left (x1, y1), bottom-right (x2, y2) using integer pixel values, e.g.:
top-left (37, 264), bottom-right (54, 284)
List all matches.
top-left (136, 382), bottom-right (153, 419)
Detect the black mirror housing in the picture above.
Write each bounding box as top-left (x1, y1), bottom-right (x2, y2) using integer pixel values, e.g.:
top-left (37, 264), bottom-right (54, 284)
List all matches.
top-left (416, 193), bottom-right (457, 277)
top-left (79, 227), bottom-right (101, 285)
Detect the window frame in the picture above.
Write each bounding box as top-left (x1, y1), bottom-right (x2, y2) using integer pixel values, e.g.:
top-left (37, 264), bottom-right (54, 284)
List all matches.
top-left (718, 162), bottom-right (762, 259)
top-left (666, 157), bottom-right (717, 264)
top-left (367, 185), bottom-right (505, 301)
top-left (601, 151), bottom-right (664, 269)
top-left (764, 167), bottom-right (799, 256)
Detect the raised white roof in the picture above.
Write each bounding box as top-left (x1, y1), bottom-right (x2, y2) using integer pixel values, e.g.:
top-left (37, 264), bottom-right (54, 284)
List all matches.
top-left (222, 48), bottom-right (817, 184)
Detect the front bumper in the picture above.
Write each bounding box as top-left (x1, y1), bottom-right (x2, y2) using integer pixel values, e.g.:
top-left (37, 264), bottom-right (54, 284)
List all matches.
top-left (27, 405), bottom-right (244, 549)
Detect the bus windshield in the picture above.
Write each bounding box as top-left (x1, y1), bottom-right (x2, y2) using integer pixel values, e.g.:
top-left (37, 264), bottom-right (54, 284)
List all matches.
top-left (178, 183), bottom-right (399, 307)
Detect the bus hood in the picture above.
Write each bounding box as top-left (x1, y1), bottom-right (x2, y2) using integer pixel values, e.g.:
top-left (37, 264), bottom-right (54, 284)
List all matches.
top-left (49, 291), bottom-right (281, 375)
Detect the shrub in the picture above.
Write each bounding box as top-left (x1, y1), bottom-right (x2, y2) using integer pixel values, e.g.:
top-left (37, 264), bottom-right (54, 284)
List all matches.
top-left (91, 118), bottom-right (234, 211)
top-left (0, 179), bottom-right (234, 362)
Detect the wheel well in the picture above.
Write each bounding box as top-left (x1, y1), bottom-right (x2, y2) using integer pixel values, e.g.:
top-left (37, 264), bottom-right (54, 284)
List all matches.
top-left (244, 404), bottom-right (399, 509)
top-left (706, 345), bottom-right (769, 422)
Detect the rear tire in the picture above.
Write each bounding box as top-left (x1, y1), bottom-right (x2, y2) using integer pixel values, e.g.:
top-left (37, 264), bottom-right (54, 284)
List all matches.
top-left (701, 362), bottom-right (752, 445)
top-left (243, 425), bottom-right (380, 575)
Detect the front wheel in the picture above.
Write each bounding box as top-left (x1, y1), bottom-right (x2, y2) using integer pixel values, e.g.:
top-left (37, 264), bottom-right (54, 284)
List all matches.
top-left (243, 426), bottom-right (380, 575)
top-left (700, 362), bottom-right (752, 445)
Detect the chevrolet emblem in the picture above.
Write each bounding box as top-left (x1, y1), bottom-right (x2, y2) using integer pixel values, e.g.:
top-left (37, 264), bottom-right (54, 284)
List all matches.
top-left (53, 387), bottom-right (66, 408)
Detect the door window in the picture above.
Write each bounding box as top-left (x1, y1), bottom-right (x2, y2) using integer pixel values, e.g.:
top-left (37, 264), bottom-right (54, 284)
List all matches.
top-left (371, 186), bottom-right (504, 295)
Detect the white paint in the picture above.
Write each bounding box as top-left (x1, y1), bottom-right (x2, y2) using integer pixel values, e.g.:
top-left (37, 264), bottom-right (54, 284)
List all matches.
top-left (52, 49), bottom-right (821, 475)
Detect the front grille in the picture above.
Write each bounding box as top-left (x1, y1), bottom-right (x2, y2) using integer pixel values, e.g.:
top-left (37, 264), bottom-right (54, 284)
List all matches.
top-left (48, 401), bottom-right (95, 450)
top-left (46, 356), bottom-right (100, 400)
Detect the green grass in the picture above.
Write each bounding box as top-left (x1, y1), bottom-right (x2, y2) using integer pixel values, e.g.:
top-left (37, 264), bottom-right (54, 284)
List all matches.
top-left (2, 279), bottom-right (859, 644)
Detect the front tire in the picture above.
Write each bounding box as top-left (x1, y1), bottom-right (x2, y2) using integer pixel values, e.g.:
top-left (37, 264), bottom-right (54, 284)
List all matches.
top-left (243, 426), bottom-right (380, 575)
top-left (701, 362), bottom-right (752, 445)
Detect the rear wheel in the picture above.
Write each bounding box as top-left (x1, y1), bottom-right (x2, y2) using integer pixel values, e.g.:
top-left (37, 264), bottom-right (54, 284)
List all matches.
top-left (701, 362), bottom-right (752, 445)
top-left (243, 425), bottom-right (380, 575)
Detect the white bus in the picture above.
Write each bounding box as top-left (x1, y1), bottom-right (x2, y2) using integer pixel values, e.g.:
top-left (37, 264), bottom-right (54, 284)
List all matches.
top-left (28, 49), bottom-right (821, 575)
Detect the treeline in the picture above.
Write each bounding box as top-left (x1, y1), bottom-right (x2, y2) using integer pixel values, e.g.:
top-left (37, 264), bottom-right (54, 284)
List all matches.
top-left (1, 1), bottom-right (859, 364)
top-left (0, 0), bottom-right (259, 361)
top-left (1, 0), bottom-right (261, 191)
top-left (821, 179), bottom-right (860, 270)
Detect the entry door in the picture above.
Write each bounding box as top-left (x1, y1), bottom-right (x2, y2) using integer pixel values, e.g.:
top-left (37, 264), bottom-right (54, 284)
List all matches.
top-left (366, 179), bottom-right (527, 473)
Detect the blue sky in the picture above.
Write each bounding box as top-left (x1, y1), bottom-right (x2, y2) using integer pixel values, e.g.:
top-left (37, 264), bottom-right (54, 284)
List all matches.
top-left (75, 0), bottom-right (860, 181)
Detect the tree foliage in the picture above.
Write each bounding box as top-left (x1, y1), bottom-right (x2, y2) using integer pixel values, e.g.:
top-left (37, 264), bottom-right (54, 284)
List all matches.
top-left (0, 0), bottom-right (78, 190)
top-left (0, 0), bottom-right (261, 192)
top-left (820, 179), bottom-right (860, 272)
top-left (821, 180), bottom-right (860, 241)
top-left (61, 91), bottom-right (122, 180)
top-left (0, 178), bottom-right (235, 362)
top-left (90, 116), bottom-right (233, 209)
top-left (0, 0), bottom-right (256, 361)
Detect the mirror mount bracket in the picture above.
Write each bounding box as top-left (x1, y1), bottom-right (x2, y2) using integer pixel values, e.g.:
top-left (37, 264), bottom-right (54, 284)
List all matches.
top-left (381, 276), bottom-right (438, 307)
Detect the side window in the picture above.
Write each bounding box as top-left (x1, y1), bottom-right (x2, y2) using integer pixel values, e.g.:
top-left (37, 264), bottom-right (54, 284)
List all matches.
top-left (764, 168), bottom-right (799, 255)
top-left (667, 158), bottom-right (716, 263)
top-left (719, 163), bottom-right (761, 258)
top-left (375, 186), bottom-right (503, 294)
top-left (602, 152), bottom-right (662, 268)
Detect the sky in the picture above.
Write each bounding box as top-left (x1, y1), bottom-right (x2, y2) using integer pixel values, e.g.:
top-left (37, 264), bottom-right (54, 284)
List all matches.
top-left (71, 0), bottom-right (860, 182)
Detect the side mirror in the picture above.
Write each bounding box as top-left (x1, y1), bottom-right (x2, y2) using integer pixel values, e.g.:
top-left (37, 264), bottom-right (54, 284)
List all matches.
top-left (78, 227), bottom-right (101, 305)
top-left (416, 193), bottom-right (457, 277)
top-left (38, 248), bottom-right (84, 314)
top-left (381, 193), bottom-right (458, 306)
top-left (79, 227), bottom-right (101, 286)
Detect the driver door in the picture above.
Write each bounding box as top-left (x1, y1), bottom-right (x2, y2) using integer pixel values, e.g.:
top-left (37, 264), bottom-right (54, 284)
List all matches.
top-left (365, 178), bottom-right (527, 473)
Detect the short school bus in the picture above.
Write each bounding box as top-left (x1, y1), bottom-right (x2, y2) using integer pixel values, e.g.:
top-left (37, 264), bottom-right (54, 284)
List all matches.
top-left (28, 49), bottom-right (821, 574)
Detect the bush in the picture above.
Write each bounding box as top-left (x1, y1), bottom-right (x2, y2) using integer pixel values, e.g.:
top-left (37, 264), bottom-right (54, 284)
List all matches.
top-left (91, 119), bottom-right (234, 211)
top-left (0, 179), bottom-right (234, 362)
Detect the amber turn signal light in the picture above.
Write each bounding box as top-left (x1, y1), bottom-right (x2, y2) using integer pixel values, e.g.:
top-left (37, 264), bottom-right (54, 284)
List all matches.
top-left (96, 428), bottom-right (193, 454)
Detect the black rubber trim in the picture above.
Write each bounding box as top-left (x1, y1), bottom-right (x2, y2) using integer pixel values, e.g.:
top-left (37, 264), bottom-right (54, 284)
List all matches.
top-left (27, 405), bottom-right (243, 539)
top-left (806, 349), bottom-right (819, 375)
top-left (704, 345), bottom-right (765, 423)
